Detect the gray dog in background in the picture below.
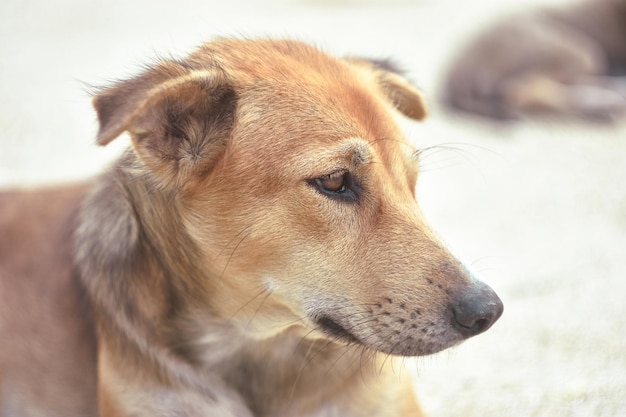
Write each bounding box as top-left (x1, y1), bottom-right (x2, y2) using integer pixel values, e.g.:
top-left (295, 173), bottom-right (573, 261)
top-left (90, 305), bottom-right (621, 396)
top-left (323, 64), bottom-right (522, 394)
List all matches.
top-left (442, 0), bottom-right (626, 121)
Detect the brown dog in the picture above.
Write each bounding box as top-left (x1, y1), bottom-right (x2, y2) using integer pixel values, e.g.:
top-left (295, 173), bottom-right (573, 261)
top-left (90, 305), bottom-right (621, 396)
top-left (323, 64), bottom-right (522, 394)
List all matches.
top-left (0, 38), bottom-right (503, 417)
top-left (442, 0), bottom-right (626, 121)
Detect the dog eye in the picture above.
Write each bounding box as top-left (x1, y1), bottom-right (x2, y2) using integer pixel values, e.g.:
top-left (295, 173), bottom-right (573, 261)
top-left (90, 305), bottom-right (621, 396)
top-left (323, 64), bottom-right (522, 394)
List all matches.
top-left (316, 171), bottom-right (347, 193)
top-left (310, 170), bottom-right (359, 202)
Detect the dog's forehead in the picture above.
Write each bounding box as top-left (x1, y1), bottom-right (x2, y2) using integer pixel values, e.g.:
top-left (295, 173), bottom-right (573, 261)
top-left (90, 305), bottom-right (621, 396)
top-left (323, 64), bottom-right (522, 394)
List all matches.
top-left (191, 39), bottom-right (417, 181)
top-left (203, 40), bottom-right (408, 147)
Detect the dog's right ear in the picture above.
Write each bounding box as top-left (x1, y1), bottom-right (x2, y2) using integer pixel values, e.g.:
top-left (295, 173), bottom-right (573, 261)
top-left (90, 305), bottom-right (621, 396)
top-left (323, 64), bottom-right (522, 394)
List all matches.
top-left (93, 61), bottom-right (237, 185)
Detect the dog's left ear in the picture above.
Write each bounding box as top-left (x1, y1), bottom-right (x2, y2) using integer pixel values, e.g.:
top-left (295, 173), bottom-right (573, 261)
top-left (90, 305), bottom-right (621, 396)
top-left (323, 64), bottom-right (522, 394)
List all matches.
top-left (346, 58), bottom-right (428, 121)
top-left (93, 62), bottom-right (237, 186)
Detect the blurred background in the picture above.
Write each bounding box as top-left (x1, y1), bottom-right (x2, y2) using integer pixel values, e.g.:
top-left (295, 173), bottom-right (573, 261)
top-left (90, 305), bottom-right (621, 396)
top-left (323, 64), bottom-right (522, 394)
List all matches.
top-left (1, 0), bottom-right (625, 416)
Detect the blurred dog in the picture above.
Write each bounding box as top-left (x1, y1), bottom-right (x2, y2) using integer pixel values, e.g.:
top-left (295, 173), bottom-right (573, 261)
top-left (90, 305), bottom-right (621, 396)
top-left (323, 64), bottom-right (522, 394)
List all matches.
top-left (0, 38), bottom-right (503, 417)
top-left (442, 0), bottom-right (626, 121)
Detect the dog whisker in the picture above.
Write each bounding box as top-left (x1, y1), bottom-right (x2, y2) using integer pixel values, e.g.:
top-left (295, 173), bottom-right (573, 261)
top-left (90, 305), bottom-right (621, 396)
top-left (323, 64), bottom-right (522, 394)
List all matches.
top-left (266, 317), bottom-right (305, 330)
top-left (415, 142), bottom-right (504, 176)
top-left (243, 289), bottom-right (274, 333)
top-left (229, 287), bottom-right (269, 320)
top-left (377, 341), bottom-right (402, 379)
top-left (215, 225), bottom-right (252, 260)
top-left (323, 344), bottom-right (365, 381)
top-left (469, 255), bottom-right (504, 276)
top-left (357, 345), bottom-right (377, 386)
top-left (289, 337), bottom-right (340, 403)
top-left (218, 226), bottom-right (253, 281)
top-left (293, 328), bottom-right (318, 358)
top-left (288, 337), bottom-right (319, 404)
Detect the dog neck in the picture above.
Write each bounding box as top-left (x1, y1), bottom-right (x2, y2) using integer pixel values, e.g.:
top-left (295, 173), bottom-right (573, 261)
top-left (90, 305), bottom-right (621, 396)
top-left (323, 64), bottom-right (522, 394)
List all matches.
top-left (216, 329), bottom-right (380, 416)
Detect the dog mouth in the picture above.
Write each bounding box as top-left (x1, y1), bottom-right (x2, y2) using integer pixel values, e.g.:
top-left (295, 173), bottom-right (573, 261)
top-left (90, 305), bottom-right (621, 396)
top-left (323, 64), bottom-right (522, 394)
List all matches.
top-left (315, 315), bottom-right (361, 345)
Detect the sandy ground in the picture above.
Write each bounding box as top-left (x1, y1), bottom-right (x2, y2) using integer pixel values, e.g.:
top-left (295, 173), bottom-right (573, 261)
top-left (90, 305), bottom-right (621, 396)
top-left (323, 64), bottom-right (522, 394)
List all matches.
top-left (1, 0), bottom-right (625, 416)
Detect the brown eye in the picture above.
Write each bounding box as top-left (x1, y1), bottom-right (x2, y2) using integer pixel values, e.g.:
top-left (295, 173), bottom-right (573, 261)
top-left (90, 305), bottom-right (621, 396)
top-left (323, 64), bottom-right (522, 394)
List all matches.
top-left (316, 171), bottom-right (347, 193)
top-left (309, 170), bottom-right (359, 202)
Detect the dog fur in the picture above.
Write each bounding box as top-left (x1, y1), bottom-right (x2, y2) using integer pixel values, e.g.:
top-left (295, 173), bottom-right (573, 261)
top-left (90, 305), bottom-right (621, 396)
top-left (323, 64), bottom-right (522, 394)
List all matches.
top-left (442, 0), bottom-right (626, 121)
top-left (0, 38), bottom-right (503, 417)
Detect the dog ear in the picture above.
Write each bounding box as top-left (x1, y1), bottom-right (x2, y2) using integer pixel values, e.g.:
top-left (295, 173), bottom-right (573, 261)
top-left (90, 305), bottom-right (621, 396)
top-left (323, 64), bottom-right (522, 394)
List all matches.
top-left (93, 62), bottom-right (237, 184)
top-left (346, 58), bottom-right (428, 121)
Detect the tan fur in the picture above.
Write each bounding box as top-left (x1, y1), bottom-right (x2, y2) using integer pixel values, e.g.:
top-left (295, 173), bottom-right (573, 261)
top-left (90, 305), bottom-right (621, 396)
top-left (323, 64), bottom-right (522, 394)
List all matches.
top-left (0, 38), bottom-right (502, 417)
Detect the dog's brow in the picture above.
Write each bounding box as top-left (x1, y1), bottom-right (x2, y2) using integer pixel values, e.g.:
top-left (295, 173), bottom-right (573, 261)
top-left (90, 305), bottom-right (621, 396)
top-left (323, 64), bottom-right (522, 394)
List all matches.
top-left (350, 144), bottom-right (370, 167)
top-left (306, 139), bottom-right (372, 176)
top-left (341, 139), bottom-right (373, 169)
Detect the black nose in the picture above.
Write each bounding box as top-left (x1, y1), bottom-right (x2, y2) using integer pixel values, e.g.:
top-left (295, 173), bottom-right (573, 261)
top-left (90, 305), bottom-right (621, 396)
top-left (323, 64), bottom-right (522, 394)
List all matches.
top-left (452, 280), bottom-right (503, 337)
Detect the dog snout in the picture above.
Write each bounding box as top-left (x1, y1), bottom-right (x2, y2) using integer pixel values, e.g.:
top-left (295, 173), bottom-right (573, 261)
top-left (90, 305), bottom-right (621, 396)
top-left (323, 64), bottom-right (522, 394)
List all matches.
top-left (451, 280), bottom-right (503, 337)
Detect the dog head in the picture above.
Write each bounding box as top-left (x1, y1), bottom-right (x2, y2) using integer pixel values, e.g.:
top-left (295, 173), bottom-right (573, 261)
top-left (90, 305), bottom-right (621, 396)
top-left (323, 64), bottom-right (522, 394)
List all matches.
top-left (93, 38), bottom-right (502, 357)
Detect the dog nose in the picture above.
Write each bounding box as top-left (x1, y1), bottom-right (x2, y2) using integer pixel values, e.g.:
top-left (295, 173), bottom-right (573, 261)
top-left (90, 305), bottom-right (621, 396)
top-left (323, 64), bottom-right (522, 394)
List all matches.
top-left (451, 280), bottom-right (503, 337)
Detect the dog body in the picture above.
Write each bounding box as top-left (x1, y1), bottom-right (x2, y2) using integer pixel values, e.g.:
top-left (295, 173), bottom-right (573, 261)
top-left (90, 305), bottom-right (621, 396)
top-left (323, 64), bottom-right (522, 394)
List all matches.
top-left (0, 185), bottom-right (97, 417)
top-left (0, 39), bottom-right (502, 417)
top-left (442, 0), bottom-right (626, 121)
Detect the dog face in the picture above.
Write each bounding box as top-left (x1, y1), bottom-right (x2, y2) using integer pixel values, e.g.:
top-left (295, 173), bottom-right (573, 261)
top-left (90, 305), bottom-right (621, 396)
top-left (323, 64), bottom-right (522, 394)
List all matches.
top-left (93, 39), bottom-right (502, 357)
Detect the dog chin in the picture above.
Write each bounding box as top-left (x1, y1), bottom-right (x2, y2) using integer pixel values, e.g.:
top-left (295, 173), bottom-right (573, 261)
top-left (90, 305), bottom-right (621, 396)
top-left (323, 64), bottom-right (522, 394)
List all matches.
top-left (313, 314), bottom-right (465, 357)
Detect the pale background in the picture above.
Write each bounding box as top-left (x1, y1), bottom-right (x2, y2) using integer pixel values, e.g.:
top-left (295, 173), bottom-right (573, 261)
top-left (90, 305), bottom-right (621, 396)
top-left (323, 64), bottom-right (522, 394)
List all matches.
top-left (1, 0), bottom-right (625, 416)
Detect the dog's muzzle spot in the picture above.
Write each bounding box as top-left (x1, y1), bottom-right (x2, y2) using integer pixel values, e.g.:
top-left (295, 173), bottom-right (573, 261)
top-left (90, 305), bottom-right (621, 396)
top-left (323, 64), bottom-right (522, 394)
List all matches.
top-left (316, 315), bottom-right (360, 344)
